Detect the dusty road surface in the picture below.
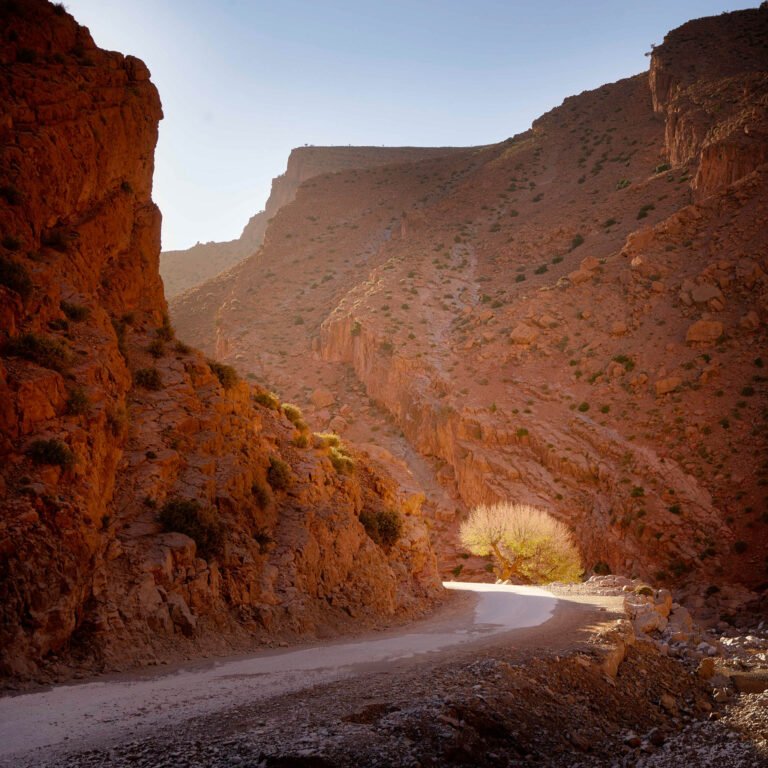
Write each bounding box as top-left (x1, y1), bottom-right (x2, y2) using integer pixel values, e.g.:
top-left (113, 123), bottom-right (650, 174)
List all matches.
top-left (0, 583), bottom-right (620, 767)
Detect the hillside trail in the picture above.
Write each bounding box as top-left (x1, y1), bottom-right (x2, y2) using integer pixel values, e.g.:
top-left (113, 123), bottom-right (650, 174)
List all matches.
top-left (0, 583), bottom-right (622, 767)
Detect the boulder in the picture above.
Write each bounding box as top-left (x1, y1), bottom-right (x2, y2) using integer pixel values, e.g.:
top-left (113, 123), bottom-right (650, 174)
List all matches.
top-left (311, 388), bottom-right (336, 409)
top-left (509, 324), bottom-right (538, 345)
top-left (686, 320), bottom-right (723, 344)
top-left (655, 377), bottom-right (681, 396)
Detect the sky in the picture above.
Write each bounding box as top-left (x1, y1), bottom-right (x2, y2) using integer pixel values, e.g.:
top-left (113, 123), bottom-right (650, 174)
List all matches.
top-left (64, 0), bottom-right (757, 252)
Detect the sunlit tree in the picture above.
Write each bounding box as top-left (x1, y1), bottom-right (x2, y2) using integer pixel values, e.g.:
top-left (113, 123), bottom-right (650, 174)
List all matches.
top-left (460, 502), bottom-right (582, 584)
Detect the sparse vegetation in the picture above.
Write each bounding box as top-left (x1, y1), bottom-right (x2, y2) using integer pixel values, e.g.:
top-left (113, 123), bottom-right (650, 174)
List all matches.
top-left (147, 338), bottom-right (165, 358)
top-left (329, 443), bottom-right (355, 474)
top-left (208, 359), bottom-right (238, 389)
top-left (66, 385), bottom-right (90, 415)
top-left (570, 234), bottom-right (584, 250)
top-left (134, 367), bottom-right (162, 390)
top-left (253, 389), bottom-right (280, 410)
top-left (460, 502), bottom-right (582, 584)
top-left (60, 301), bottom-right (90, 322)
top-left (2, 333), bottom-right (72, 372)
top-left (158, 499), bottom-right (224, 559)
top-left (577, 402), bottom-right (590, 412)
top-left (251, 481), bottom-right (271, 508)
top-left (359, 508), bottom-right (403, 548)
top-left (0, 253), bottom-right (32, 299)
top-left (267, 456), bottom-right (291, 490)
top-left (26, 438), bottom-right (74, 469)
top-left (156, 313), bottom-right (175, 341)
top-left (637, 203), bottom-right (655, 220)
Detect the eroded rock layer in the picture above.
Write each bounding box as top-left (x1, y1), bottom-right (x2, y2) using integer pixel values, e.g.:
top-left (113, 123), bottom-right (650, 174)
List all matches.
top-left (0, 0), bottom-right (440, 682)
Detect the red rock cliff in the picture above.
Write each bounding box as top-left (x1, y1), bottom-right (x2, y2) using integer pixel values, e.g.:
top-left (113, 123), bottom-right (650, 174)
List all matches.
top-left (0, 0), bottom-right (440, 683)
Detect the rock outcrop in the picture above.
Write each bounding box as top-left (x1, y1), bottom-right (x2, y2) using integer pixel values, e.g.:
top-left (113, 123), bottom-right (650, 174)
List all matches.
top-left (0, 0), bottom-right (440, 682)
top-left (171, 7), bottom-right (767, 589)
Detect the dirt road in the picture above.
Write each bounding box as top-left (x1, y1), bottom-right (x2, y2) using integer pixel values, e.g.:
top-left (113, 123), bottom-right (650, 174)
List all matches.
top-left (0, 583), bottom-right (621, 767)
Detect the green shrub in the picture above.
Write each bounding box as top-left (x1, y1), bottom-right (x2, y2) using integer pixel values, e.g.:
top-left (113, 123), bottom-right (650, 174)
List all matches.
top-left (577, 402), bottom-right (590, 412)
top-left (570, 234), bottom-right (584, 250)
top-left (158, 499), bottom-right (224, 559)
top-left (603, 218), bottom-right (617, 228)
top-left (460, 502), bottom-right (582, 583)
top-left (281, 403), bottom-right (304, 425)
top-left (134, 367), bottom-right (162, 390)
top-left (0, 254), bottom-right (32, 299)
top-left (147, 338), bottom-right (165, 358)
top-left (515, 273), bottom-right (526, 283)
top-left (733, 540), bottom-right (748, 554)
top-left (630, 486), bottom-right (645, 498)
top-left (60, 301), bottom-right (90, 322)
top-left (668, 504), bottom-right (681, 515)
top-left (208, 360), bottom-right (238, 389)
top-left (451, 564), bottom-right (464, 578)
top-left (329, 444), bottom-right (355, 474)
top-left (314, 432), bottom-right (341, 449)
top-left (637, 203), bottom-right (655, 220)
top-left (359, 508), bottom-right (403, 548)
top-left (251, 481), bottom-right (271, 508)
top-left (27, 438), bottom-right (74, 469)
top-left (66, 385), bottom-right (89, 415)
top-left (612, 354), bottom-right (635, 372)
top-left (173, 340), bottom-right (191, 355)
top-left (516, 427), bottom-right (529, 438)
top-left (593, 561), bottom-right (611, 575)
top-left (293, 432), bottom-right (310, 448)
top-left (156, 313), bottom-right (175, 341)
top-left (350, 320), bottom-right (362, 337)
top-left (267, 456), bottom-right (291, 490)
top-left (253, 389), bottom-right (280, 410)
top-left (3, 333), bottom-right (72, 372)
top-left (534, 264), bottom-right (548, 275)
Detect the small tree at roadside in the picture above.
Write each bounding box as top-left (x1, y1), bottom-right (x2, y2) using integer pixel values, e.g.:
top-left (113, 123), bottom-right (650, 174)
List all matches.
top-left (459, 502), bottom-right (582, 584)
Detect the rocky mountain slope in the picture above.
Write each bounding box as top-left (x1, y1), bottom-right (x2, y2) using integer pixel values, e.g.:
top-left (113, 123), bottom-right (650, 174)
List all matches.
top-left (172, 7), bottom-right (768, 590)
top-left (160, 146), bottom-right (465, 298)
top-left (0, 0), bottom-right (440, 683)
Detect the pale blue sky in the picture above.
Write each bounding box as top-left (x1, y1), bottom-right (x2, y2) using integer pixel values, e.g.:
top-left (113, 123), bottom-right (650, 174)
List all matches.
top-left (64, 0), bottom-right (757, 251)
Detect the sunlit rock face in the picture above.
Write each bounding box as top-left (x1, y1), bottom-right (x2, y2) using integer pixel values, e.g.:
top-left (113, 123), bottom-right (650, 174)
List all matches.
top-left (172, 6), bottom-right (768, 589)
top-left (0, 0), bottom-right (441, 683)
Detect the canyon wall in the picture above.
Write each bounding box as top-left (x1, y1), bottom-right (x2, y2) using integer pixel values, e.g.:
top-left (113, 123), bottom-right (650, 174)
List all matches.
top-left (172, 7), bottom-right (768, 589)
top-left (0, 0), bottom-right (440, 682)
top-left (161, 145), bottom-right (465, 298)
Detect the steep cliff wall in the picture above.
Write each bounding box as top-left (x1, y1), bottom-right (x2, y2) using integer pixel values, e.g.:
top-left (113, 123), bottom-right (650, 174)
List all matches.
top-left (173, 8), bottom-right (767, 590)
top-left (0, 0), bottom-right (440, 683)
top-left (649, 7), bottom-right (768, 199)
top-left (161, 145), bottom-right (465, 298)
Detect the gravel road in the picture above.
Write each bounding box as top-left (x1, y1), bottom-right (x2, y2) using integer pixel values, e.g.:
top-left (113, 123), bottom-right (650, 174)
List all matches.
top-left (0, 582), bottom-right (565, 766)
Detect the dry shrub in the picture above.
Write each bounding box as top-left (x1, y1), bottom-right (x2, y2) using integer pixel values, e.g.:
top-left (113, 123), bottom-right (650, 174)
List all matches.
top-left (460, 502), bottom-right (582, 584)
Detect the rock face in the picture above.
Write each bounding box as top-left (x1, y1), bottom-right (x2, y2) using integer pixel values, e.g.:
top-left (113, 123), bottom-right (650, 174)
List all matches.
top-left (0, 0), bottom-right (440, 682)
top-left (160, 146), bottom-right (465, 298)
top-left (171, 7), bottom-right (768, 590)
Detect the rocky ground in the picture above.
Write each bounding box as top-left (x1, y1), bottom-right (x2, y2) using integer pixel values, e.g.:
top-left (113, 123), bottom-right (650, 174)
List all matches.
top-left (6, 577), bottom-right (765, 768)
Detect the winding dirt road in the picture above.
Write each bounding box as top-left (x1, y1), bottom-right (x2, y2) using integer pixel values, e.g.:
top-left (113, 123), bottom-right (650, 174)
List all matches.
top-left (0, 583), bottom-right (621, 767)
